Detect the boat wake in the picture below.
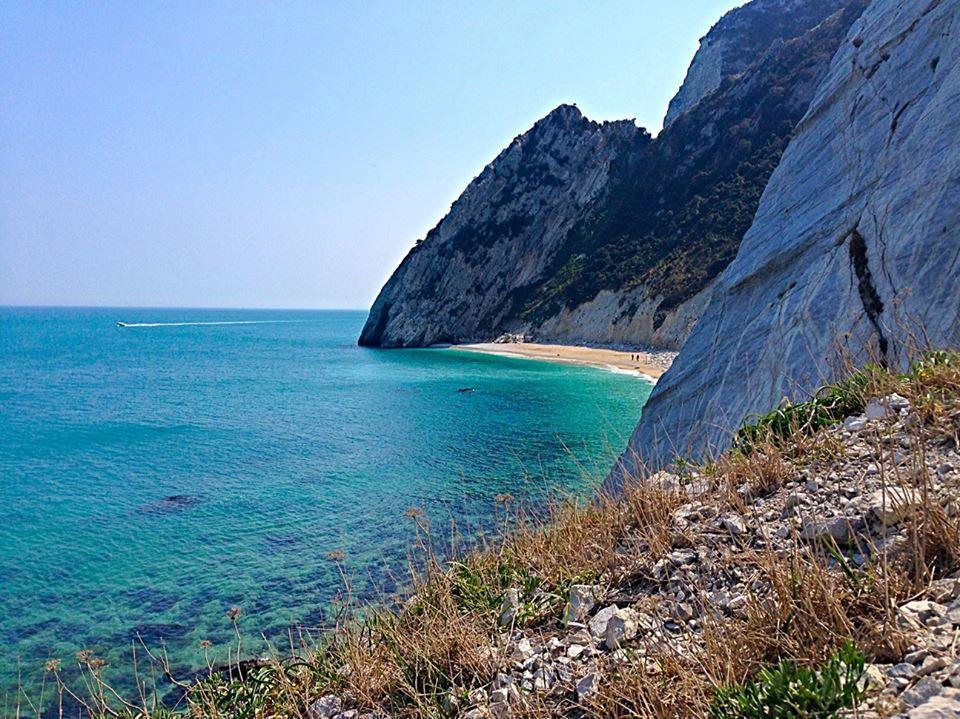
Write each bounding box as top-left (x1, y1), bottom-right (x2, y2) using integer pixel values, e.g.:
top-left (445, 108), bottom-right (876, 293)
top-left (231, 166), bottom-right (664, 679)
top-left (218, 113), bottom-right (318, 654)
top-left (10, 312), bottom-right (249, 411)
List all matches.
top-left (116, 320), bottom-right (307, 328)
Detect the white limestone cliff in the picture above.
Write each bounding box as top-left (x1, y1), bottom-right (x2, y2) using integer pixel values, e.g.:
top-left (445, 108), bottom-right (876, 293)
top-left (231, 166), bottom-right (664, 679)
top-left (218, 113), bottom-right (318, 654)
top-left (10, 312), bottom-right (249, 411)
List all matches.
top-left (612, 0), bottom-right (960, 486)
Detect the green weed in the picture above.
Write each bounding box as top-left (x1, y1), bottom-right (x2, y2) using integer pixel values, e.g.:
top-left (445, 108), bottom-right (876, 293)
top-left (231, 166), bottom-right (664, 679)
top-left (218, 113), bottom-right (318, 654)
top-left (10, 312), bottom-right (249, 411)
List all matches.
top-left (710, 641), bottom-right (866, 719)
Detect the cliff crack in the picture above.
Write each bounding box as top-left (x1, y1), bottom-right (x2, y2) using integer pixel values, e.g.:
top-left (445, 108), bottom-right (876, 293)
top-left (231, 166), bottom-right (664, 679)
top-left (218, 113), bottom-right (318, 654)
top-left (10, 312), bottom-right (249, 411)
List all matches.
top-left (848, 229), bottom-right (888, 358)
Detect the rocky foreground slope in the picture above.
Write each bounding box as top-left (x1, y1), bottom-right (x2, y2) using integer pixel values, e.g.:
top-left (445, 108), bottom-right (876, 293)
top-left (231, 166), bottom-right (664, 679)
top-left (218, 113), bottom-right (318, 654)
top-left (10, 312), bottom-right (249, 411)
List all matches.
top-left (613, 0), bottom-right (960, 481)
top-left (360, 0), bottom-right (866, 350)
top-left (430, 388), bottom-right (960, 719)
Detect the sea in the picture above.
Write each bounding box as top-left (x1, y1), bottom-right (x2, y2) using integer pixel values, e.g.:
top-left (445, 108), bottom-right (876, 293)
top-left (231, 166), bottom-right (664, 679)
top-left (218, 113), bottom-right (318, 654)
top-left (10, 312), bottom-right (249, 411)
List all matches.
top-left (0, 306), bottom-right (653, 701)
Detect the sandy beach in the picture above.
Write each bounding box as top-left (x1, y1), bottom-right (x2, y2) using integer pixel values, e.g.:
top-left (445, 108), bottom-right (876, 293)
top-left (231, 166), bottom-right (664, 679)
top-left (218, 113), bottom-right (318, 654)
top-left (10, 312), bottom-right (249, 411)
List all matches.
top-left (450, 342), bottom-right (674, 379)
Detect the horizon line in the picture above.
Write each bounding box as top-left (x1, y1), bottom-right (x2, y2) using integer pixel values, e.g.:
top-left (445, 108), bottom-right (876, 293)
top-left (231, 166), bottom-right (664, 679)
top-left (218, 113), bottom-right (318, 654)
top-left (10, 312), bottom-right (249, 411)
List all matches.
top-left (0, 303), bottom-right (369, 312)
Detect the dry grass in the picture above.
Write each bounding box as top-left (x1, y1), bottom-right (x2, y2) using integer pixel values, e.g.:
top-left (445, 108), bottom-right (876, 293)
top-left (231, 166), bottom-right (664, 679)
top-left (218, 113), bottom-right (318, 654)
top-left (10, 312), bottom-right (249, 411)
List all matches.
top-left (21, 350), bottom-right (960, 719)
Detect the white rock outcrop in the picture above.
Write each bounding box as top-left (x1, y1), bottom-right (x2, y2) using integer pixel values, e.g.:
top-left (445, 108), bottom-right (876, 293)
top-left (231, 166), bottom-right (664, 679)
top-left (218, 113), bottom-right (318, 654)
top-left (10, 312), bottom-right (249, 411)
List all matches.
top-left (612, 0), bottom-right (960, 484)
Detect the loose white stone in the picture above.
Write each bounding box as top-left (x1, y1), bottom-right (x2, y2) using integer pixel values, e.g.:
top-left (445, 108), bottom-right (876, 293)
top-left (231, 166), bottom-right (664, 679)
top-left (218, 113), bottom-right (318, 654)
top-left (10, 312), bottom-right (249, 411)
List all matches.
top-left (604, 608), bottom-right (641, 650)
top-left (902, 677), bottom-right (952, 708)
top-left (510, 638), bottom-right (535, 663)
top-left (844, 416), bottom-right (868, 432)
top-left (499, 588), bottom-right (520, 626)
top-left (488, 688), bottom-right (509, 705)
top-left (908, 694), bottom-right (960, 718)
top-left (575, 672), bottom-right (600, 699)
top-left (865, 399), bottom-right (889, 421)
top-left (721, 515), bottom-right (747, 536)
top-left (308, 695), bottom-right (343, 719)
top-left (588, 605), bottom-right (620, 638)
top-left (563, 585), bottom-right (600, 624)
top-left (800, 516), bottom-right (853, 544)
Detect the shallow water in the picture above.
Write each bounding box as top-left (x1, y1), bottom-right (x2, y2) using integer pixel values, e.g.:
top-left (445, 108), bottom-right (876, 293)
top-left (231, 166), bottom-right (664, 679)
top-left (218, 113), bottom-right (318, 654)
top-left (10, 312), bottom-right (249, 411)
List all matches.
top-left (0, 307), bottom-right (652, 698)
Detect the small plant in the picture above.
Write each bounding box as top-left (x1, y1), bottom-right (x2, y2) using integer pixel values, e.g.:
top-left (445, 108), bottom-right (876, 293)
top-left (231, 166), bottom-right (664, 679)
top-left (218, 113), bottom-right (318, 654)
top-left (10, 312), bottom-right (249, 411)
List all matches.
top-left (734, 367), bottom-right (877, 453)
top-left (709, 642), bottom-right (866, 719)
top-left (447, 559), bottom-right (537, 616)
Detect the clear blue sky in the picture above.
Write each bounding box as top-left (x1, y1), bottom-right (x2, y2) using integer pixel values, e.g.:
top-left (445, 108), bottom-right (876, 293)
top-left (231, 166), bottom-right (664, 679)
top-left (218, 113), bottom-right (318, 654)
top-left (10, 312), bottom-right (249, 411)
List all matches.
top-left (1, 0), bottom-right (741, 309)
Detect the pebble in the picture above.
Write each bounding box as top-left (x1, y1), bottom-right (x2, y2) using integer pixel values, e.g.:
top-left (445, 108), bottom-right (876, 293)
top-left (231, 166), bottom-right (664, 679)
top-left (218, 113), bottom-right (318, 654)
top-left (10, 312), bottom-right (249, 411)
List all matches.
top-left (308, 695), bottom-right (343, 719)
top-left (576, 672), bottom-right (600, 699)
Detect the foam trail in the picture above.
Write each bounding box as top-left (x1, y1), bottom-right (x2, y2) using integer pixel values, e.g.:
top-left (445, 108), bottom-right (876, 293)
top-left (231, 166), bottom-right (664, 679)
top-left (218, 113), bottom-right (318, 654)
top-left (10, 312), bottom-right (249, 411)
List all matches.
top-left (117, 320), bottom-right (308, 328)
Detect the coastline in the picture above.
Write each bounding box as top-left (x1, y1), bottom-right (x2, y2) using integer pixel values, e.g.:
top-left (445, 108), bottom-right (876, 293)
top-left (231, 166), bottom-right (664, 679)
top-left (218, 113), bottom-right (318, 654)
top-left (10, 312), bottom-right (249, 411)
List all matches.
top-left (449, 342), bottom-right (674, 380)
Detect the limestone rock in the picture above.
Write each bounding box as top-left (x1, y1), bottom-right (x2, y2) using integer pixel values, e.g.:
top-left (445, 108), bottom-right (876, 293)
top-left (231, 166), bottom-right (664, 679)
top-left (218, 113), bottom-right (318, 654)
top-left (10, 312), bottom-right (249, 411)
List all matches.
top-left (612, 0), bottom-right (960, 482)
top-left (901, 677), bottom-right (951, 708)
top-left (588, 605), bottom-right (620, 639)
top-left (845, 415), bottom-right (868, 432)
top-left (604, 608), bottom-right (641, 650)
top-left (575, 671), bottom-right (600, 699)
top-left (358, 105), bottom-right (642, 349)
top-left (499, 588), bottom-right (520, 626)
top-left (865, 488), bottom-right (921, 525)
top-left (908, 694), bottom-right (960, 719)
top-left (664, 0), bottom-right (853, 127)
top-left (800, 516), bottom-right (855, 545)
top-left (563, 584), bottom-right (601, 624)
top-left (308, 695), bottom-right (342, 719)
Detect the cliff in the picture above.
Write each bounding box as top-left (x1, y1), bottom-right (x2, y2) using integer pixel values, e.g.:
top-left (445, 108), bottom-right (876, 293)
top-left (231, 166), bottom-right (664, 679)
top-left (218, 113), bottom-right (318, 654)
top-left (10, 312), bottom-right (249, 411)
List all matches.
top-left (359, 106), bottom-right (644, 348)
top-left (613, 0), bottom-right (960, 483)
top-left (360, 0), bottom-right (866, 350)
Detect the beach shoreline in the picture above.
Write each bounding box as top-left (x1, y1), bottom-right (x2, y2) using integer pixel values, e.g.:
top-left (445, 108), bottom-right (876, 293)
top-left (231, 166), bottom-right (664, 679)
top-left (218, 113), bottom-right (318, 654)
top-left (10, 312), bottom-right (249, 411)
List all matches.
top-left (449, 342), bottom-right (674, 380)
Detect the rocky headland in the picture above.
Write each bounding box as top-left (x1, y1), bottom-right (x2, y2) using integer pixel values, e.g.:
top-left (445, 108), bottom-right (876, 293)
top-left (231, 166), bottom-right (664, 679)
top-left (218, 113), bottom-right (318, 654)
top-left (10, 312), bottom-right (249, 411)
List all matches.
top-left (359, 0), bottom-right (868, 351)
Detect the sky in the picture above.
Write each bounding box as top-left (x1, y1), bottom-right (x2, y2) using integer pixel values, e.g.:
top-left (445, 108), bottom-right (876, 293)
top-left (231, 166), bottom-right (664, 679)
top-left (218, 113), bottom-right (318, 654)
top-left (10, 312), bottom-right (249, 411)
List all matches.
top-left (0, 0), bottom-right (742, 310)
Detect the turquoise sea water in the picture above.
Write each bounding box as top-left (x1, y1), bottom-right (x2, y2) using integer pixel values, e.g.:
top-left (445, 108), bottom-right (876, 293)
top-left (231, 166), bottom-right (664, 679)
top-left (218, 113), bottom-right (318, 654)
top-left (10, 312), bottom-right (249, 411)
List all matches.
top-left (0, 307), bottom-right (652, 700)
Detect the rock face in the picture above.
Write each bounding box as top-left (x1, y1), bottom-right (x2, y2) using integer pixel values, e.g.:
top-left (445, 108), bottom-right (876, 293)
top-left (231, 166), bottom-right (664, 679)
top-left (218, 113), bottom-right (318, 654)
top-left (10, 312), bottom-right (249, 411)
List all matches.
top-left (360, 0), bottom-right (865, 350)
top-left (664, 0), bottom-right (851, 127)
top-left (358, 106), bottom-right (644, 348)
top-left (612, 0), bottom-right (960, 482)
